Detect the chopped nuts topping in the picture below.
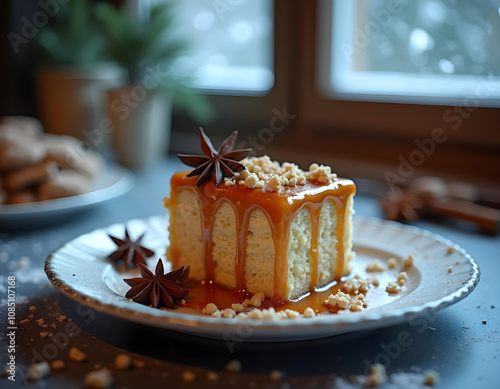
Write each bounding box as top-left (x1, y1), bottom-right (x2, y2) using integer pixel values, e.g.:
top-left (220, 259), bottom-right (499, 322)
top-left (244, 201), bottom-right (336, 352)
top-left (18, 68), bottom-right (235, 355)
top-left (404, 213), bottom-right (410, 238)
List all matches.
top-left (223, 156), bottom-right (337, 191)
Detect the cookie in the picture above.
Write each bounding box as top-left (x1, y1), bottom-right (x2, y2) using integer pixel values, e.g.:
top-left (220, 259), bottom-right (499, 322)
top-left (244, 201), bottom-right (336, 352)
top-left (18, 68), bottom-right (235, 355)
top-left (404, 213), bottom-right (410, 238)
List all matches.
top-left (0, 116), bottom-right (43, 138)
top-left (37, 170), bottom-right (92, 201)
top-left (4, 160), bottom-right (57, 192)
top-left (0, 128), bottom-right (46, 172)
top-left (7, 189), bottom-right (37, 204)
top-left (43, 134), bottom-right (102, 179)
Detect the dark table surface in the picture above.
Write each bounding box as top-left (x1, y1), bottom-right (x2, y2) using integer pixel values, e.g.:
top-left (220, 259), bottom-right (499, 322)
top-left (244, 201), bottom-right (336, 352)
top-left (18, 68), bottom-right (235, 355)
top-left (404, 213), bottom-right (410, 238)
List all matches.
top-left (1, 156), bottom-right (499, 389)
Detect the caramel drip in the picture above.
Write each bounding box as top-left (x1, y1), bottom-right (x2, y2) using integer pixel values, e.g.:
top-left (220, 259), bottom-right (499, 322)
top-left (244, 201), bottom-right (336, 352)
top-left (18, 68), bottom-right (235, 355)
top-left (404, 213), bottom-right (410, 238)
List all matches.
top-left (267, 207), bottom-right (290, 302)
top-left (166, 173), bottom-right (356, 301)
top-left (235, 206), bottom-right (252, 290)
top-left (331, 197), bottom-right (346, 279)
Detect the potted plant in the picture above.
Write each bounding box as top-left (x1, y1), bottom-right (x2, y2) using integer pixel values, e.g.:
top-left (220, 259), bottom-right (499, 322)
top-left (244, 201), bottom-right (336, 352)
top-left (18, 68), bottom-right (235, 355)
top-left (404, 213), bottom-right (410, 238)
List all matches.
top-left (35, 0), bottom-right (125, 147)
top-left (95, 2), bottom-right (213, 169)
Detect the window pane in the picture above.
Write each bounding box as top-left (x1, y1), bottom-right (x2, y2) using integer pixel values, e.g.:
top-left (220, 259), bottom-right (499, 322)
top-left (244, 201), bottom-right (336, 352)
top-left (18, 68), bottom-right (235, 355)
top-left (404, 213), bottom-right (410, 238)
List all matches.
top-left (157, 0), bottom-right (274, 95)
top-left (325, 0), bottom-right (500, 106)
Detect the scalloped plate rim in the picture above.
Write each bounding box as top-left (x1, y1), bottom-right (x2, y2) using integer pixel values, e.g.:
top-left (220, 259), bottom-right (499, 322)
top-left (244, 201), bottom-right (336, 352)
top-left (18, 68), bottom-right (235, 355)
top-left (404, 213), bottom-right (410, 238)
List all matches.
top-left (44, 215), bottom-right (480, 341)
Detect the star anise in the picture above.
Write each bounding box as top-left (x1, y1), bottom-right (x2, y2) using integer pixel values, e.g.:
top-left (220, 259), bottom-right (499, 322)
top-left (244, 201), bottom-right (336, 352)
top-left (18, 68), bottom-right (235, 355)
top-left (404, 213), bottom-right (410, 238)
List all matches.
top-left (177, 127), bottom-right (252, 187)
top-left (380, 189), bottom-right (423, 222)
top-left (108, 228), bottom-right (155, 268)
top-left (124, 259), bottom-right (189, 309)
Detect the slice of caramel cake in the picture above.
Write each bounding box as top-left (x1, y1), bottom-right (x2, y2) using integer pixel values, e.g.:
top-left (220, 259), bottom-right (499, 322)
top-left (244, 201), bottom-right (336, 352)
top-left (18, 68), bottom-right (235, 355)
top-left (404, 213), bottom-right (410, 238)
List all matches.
top-left (165, 155), bottom-right (356, 302)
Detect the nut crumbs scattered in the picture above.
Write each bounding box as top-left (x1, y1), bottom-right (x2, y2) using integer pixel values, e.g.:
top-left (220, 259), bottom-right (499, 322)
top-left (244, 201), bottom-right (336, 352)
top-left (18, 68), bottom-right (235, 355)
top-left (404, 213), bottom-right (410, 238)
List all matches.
top-left (366, 259), bottom-right (385, 272)
top-left (387, 258), bottom-right (397, 269)
top-left (397, 272), bottom-right (408, 286)
top-left (386, 282), bottom-right (402, 294)
top-left (403, 255), bottom-right (413, 269)
top-left (324, 291), bottom-right (351, 309)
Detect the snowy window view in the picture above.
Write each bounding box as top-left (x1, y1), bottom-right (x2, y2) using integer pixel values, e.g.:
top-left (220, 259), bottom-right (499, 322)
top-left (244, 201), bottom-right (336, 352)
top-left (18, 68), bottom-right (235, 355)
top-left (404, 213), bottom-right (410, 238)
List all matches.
top-left (327, 0), bottom-right (500, 105)
top-left (162, 0), bottom-right (274, 94)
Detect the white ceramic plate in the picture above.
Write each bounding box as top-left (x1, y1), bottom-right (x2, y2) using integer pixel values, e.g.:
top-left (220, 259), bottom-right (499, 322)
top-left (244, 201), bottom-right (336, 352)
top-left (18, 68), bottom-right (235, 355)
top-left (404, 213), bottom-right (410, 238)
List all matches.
top-left (45, 216), bottom-right (480, 341)
top-left (0, 163), bottom-right (134, 229)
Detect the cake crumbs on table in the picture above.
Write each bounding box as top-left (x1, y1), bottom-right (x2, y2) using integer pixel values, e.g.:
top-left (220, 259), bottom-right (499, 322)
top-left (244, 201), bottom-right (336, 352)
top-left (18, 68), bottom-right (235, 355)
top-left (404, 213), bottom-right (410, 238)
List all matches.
top-left (366, 363), bottom-right (387, 387)
top-left (115, 353), bottom-right (132, 370)
top-left (84, 368), bottom-right (113, 388)
top-left (446, 246), bottom-right (455, 255)
top-left (36, 318), bottom-right (47, 328)
top-left (182, 370), bottom-right (196, 382)
top-left (423, 369), bottom-right (440, 386)
top-left (51, 360), bottom-right (65, 371)
top-left (207, 371), bottom-right (219, 382)
top-left (132, 359), bottom-right (145, 368)
top-left (226, 360), bottom-right (242, 373)
top-left (69, 346), bottom-right (87, 362)
top-left (28, 362), bottom-right (50, 381)
top-left (270, 370), bottom-right (285, 381)
top-left (482, 320), bottom-right (487, 324)
top-left (447, 266), bottom-right (453, 273)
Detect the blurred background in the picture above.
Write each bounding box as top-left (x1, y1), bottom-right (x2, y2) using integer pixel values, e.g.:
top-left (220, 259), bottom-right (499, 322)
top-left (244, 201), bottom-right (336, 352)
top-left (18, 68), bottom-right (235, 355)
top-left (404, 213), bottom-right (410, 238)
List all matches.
top-left (1, 0), bottom-right (499, 185)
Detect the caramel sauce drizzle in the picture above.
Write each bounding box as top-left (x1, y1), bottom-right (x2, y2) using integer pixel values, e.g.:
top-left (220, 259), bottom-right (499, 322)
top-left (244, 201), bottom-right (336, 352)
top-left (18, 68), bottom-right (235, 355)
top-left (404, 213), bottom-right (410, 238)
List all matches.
top-left (167, 172), bottom-right (356, 302)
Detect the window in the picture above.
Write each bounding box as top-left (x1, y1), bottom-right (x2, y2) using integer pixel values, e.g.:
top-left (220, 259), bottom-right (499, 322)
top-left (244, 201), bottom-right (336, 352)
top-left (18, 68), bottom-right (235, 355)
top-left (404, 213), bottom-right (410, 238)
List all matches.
top-left (144, 0), bottom-right (274, 95)
top-left (320, 0), bottom-right (500, 106)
